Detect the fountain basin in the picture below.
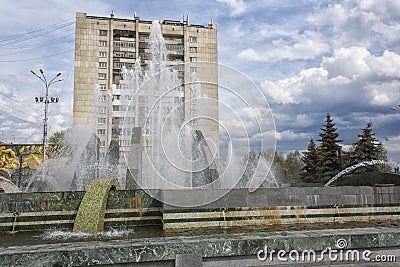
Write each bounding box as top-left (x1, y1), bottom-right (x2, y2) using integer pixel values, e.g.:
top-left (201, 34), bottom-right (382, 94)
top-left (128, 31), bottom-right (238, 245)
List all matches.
top-left (2, 186), bottom-right (400, 265)
top-left (1, 227), bottom-right (400, 266)
top-left (1, 186), bottom-right (400, 232)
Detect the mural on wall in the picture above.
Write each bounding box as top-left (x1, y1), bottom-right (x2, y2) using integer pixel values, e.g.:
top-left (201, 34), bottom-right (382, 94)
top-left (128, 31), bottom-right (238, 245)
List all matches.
top-left (0, 144), bottom-right (72, 180)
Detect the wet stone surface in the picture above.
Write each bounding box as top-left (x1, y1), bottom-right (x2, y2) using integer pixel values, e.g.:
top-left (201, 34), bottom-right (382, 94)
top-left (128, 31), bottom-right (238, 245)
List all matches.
top-left (1, 227), bottom-right (400, 266)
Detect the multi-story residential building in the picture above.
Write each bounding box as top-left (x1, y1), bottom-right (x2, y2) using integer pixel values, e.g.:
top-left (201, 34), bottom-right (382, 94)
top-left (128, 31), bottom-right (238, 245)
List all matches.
top-left (73, 12), bottom-right (219, 163)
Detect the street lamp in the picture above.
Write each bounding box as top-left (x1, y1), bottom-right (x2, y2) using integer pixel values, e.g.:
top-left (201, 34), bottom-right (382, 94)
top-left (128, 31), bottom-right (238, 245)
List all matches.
top-left (31, 69), bottom-right (63, 181)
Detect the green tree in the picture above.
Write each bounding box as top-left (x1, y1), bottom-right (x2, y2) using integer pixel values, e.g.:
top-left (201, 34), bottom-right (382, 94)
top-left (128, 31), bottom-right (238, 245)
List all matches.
top-left (348, 122), bottom-right (379, 166)
top-left (301, 138), bottom-right (320, 183)
top-left (284, 150), bottom-right (303, 182)
top-left (318, 113), bottom-right (343, 183)
top-left (376, 142), bottom-right (388, 161)
top-left (48, 130), bottom-right (67, 145)
top-left (260, 149), bottom-right (302, 183)
top-left (376, 142), bottom-right (391, 172)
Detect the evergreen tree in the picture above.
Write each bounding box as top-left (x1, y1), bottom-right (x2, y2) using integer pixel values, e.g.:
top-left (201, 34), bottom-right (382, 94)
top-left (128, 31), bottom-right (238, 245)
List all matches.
top-left (348, 122), bottom-right (379, 166)
top-left (301, 138), bottom-right (320, 182)
top-left (376, 143), bottom-right (391, 172)
top-left (318, 113), bottom-right (343, 183)
top-left (348, 122), bottom-right (390, 172)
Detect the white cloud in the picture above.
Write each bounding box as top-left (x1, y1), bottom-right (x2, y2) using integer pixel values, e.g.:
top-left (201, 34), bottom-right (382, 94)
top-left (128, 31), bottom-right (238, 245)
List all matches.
top-left (238, 30), bottom-right (330, 62)
top-left (307, 0), bottom-right (400, 49)
top-left (216, 0), bottom-right (249, 16)
top-left (294, 114), bottom-right (314, 128)
top-left (275, 130), bottom-right (309, 141)
top-left (262, 47), bottom-right (400, 109)
top-left (322, 47), bottom-right (371, 79)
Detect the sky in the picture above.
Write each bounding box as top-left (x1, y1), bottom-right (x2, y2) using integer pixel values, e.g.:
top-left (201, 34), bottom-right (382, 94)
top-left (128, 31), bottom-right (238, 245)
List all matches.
top-left (0, 0), bottom-right (399, 162)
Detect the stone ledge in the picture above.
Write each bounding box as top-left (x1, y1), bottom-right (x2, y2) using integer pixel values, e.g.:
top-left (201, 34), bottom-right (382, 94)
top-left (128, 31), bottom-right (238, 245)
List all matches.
top-left (1, 227), bottom-right (400, 267)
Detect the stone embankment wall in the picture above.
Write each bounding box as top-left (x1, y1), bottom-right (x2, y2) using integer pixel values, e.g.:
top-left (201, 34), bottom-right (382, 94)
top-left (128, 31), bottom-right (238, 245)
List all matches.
top-left (162, 186), bottom-right (400, 229)
top-left (1, 186), bottom-right (400, 231)
top-left (0, 190), bottom-right (161, 231)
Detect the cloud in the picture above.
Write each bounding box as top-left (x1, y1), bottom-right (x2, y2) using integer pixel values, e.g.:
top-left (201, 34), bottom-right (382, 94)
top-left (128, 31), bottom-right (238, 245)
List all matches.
top-left (307, 0), bottom-right (400, 50)
top-left (216, 0), bottom-right (249, 16)
top-left (275, 130), bottom-right (309, 141)
top-left (260, 46), bottom-right (400, 161)
top-left (238, 30), bottom-right (330, 62)
top-left (262, 47), bottom-right (400, 109)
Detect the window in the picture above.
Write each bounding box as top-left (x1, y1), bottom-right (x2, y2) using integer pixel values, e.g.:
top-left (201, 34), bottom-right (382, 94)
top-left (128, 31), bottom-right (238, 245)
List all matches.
top-left (115, 84), bottom-right (127, 90)
top-left (99, 30), bottom-right (108, 36)
top-left (97, 106), bottom-right (106, 114)
top-left (112, 128), bottom-right (122, 136)
top-left (189, 36), bottom-right (197, 43)
top-left (112, 117), bottom-right (123, 125)
top-left (123, 128), bottom-right (132, 135)
top-left (97, 129), bottom-right (106, 135)
top-left (113, 95), bottom-right (121, 100)
top-left (99, 84), bottom-right (107, 90)
top-left (98, 73), bottom-right (107, 79)
top-left (98, 95), bottom-right (107, 102)
top-left (190, 57), bottom-right (197, 62)
top-left (99, 40), bottom-right (108, 47)
top-left (190, 67), bottom-right (197, 73)
top-left (99, 62), bottom-right (107, 68)
top-left (113, 41), bottom-right (135, 48)
top-left (119, 140), bottom-right (130, 147)
top-left (113, 105), bottom-right (123, 111)
top-left (99, 141), bottom-right (106, 147)
top-left (190, 47), bottom-right (197, 53)
top-left (97, 118), bottom-right (106, 124)
top-left (166, 44), bottom-right (184, 51)
top-left (99, 51), bottom-right (107, 58)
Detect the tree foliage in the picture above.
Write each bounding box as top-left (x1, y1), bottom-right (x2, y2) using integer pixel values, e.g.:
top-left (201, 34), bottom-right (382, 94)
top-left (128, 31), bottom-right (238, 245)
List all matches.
top-left (300, 117), bottom-right (391, 184)
top-left (346, 122), bottom-right (390, 172)
top-left (301, 138), bottom-right (320, 183)
top-left (347, 122), bottom-right (380, 166)
top-left (239, 149), bottom-right (303, 187)
top-left (284, 151), bottom-right (303, 182)
top-left (317, 113), bottom-right (343, 183)
top-left (48, 130), bottom-right (67, 145)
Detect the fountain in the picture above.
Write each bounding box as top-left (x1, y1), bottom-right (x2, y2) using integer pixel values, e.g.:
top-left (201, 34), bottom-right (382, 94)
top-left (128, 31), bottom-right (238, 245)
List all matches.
top-left (0, 176), bottom-right (21, 193)
top-left (121, 22), bottom-right (218, 191)
top-left (2, 20), bottom-right (400, 267)
top-left (325, 160), bottom-right (400, 186)
top-left (73, 178), bottom-right (120, 233)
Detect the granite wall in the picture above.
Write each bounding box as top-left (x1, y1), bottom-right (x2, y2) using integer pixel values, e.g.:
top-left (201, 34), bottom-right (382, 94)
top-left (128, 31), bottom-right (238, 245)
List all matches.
top-left (161, 186), bottom-right (400, 229)
top-left (1, 186), bottom-right (400, 231)
top-left (0, 189), bottom-right (162, 231)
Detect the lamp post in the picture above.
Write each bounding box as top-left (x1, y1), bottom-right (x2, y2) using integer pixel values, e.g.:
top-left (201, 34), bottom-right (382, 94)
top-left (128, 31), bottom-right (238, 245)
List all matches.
top-left (31, 69), bottom-right (62, 181)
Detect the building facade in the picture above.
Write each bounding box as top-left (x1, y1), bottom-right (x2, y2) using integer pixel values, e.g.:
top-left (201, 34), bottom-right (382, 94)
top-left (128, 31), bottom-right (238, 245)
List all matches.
top-left (73, 12), bottom-right (219, 161)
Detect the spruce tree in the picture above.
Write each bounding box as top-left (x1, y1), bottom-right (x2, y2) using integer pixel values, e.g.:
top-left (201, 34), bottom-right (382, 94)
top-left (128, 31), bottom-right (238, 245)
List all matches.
top-left (348, 122), bottom-right (379, 166)
top-left (301, 138), bottom-right (320, 183)
top-left (318, 113), bottom-right (343, 183)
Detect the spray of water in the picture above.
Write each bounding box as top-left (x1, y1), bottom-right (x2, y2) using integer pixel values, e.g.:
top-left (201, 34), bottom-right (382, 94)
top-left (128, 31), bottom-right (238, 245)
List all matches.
top-left (325, 160), bottom-right (400, 187)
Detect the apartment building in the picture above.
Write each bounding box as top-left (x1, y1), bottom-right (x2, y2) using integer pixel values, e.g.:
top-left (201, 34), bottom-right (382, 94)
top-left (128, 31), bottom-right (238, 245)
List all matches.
top-left (73, 12), bottom-right (219, 161)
